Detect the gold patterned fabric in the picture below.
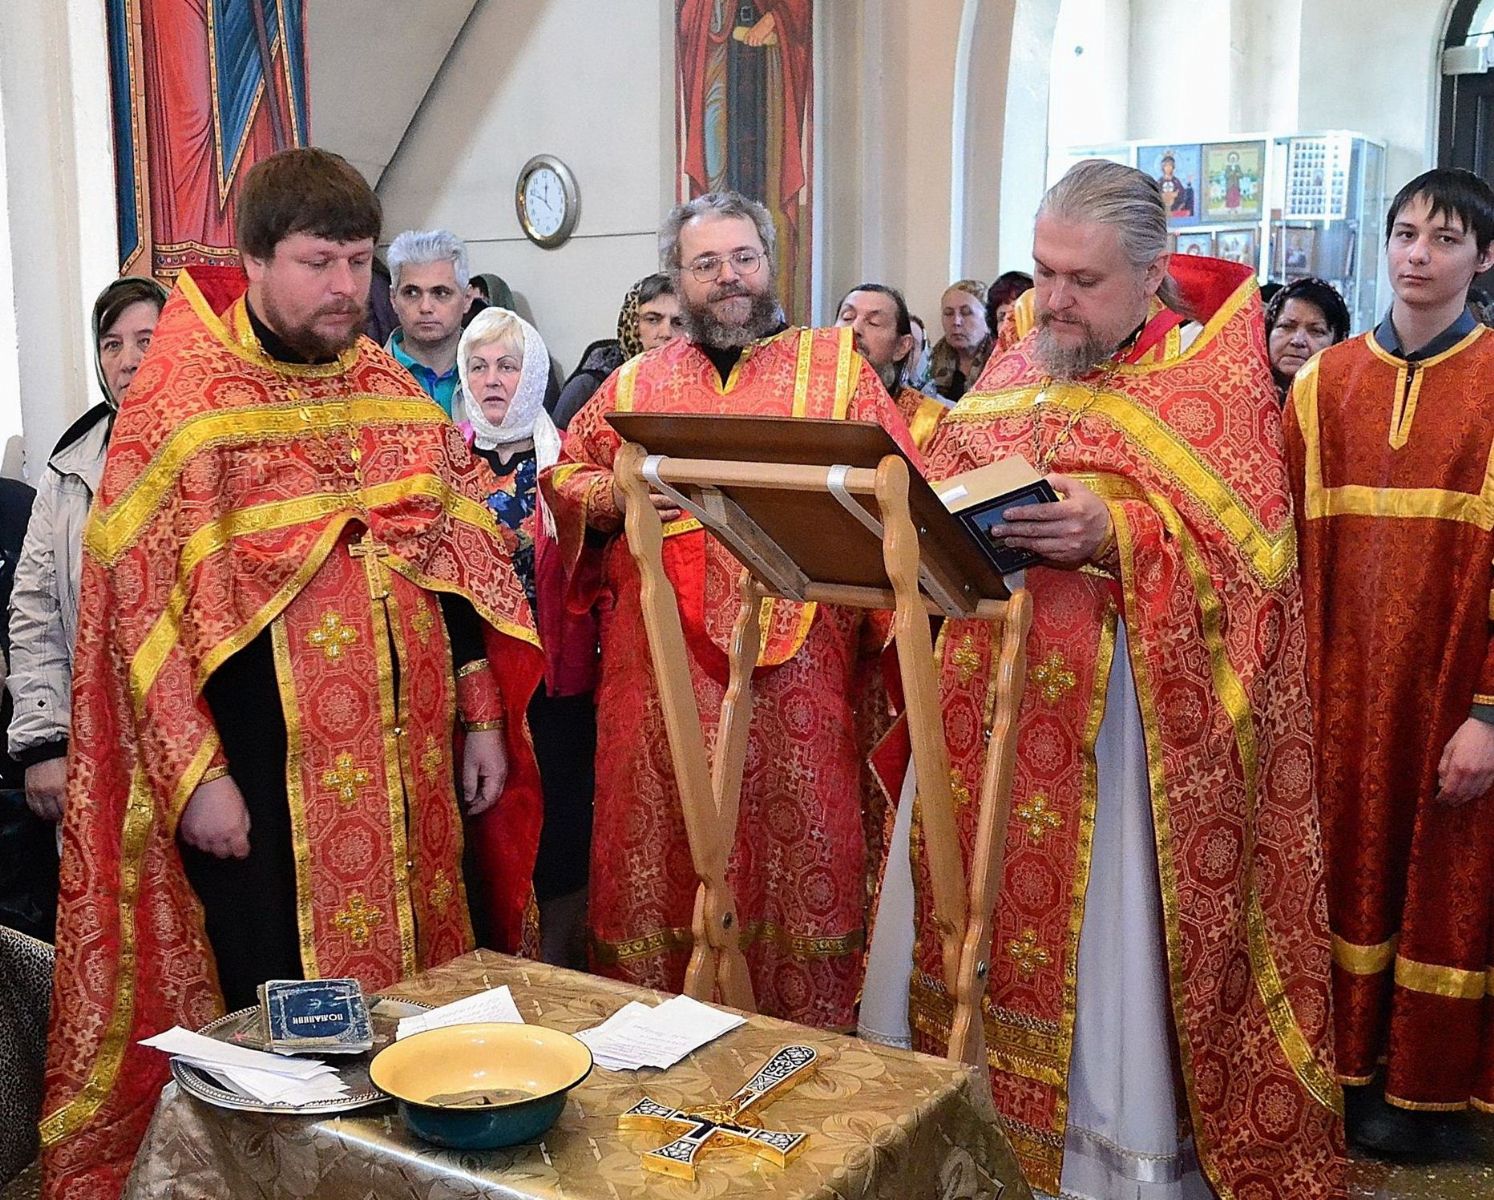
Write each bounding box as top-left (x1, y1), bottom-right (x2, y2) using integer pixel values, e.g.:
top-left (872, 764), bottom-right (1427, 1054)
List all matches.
top-left (122, 952), bottom-right (1030, 1200)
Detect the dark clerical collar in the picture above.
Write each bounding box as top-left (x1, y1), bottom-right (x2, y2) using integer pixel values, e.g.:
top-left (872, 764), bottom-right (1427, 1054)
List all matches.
top-left (1374, 307), bottom-right (1478, 362)
top-left (245, 299), bottom-right (337, 365)
top-left (697, 322), bottom-right (790, 384)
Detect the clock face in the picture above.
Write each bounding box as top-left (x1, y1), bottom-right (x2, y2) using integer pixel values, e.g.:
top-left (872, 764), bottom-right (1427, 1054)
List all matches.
top-left (522, 167), bottom-right (567, 238)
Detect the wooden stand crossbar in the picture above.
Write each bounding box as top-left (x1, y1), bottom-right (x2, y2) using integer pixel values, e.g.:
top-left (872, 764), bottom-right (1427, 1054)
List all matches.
top-left (607, 414), bottom-right (1031, 1076)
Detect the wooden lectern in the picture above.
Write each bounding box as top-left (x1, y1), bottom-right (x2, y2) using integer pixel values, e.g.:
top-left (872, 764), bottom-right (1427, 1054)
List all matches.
top-left (605, 413), bottom-right (1032, 1071)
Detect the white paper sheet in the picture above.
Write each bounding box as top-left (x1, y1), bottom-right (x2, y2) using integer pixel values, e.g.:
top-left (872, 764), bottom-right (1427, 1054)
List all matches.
top-left (140, 1026), bottom-right (335, 1079)
top-left (576, 995), bottom-right (744, 1071)
top-left (395, 985), bottom-right (525, 1040)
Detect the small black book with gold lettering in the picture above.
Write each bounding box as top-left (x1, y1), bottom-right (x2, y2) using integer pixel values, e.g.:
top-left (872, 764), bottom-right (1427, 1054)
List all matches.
top-left (258, 977), bottom-right (374, 1055)
top-left (935, 455), bottom-right (1061, 576)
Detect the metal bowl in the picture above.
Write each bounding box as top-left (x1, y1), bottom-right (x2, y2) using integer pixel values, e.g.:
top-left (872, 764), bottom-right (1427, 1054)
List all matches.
top-left (368, 1022), bottom-right (592, 1149)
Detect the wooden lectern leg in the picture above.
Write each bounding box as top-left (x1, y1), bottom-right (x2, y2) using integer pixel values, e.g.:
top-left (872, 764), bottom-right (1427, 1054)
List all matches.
top-left (871, 455), bottom-right (968, 1005)
top-left (948, 588), bottom-right (1032, 1073)
top-left (613, 443), bottom-right (755, 1012)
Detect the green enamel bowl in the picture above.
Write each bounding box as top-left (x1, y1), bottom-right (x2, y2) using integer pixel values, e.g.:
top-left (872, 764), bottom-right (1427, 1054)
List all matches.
top-left (369, 1022), bottom-right (592, 1149)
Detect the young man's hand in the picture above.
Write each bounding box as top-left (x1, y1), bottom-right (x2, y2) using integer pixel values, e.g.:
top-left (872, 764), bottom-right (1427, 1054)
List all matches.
top-left (1436, 717), bottom-right (1494, 805)
top-left (462, 728), bottom-right (509, 816)
top-left (24, 755), bottom-right (68, 822)
top-left (179, 773), bottom-right (252, 858)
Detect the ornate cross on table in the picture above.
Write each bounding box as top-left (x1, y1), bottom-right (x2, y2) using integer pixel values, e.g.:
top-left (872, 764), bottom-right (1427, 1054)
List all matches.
top-left (618, 1044), bottom-right (817, 1180)
top-left (348, 530), bottom-right (392, 600)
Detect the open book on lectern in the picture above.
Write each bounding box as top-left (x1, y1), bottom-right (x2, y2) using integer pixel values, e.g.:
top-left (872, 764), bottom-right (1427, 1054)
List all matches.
top-left (605, 412), bottom-right (1025, 617)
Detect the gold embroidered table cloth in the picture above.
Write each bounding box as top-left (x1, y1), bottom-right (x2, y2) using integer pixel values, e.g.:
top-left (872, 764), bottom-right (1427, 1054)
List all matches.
top-left (122, 951), bottom-right (1029, 1199)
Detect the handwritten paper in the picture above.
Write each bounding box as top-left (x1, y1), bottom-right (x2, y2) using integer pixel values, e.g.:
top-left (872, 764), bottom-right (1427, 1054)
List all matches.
top-left (395, 985), bottom-right (524, 1040)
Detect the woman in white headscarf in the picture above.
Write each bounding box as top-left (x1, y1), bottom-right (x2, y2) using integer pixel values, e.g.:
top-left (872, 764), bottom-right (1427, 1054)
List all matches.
top-left (457, 307), bottom-right (597, 969)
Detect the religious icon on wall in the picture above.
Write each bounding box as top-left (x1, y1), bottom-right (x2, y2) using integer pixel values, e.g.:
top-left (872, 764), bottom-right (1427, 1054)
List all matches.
top-left (1281, 227), bottom-right (1317, 276)
top-left (1202, 141), bottom-right (1265, 223)
top-left (1174, 231), bottom-right (1214, 257)
top-left (676, 1), bottom-right (814, 324)
top-left (1138, 145), bottom-right (1201, 227)
top-left (1215, 228), bottom-right (1258, 269)
top-left (106, 0), bottom-right (310, 279)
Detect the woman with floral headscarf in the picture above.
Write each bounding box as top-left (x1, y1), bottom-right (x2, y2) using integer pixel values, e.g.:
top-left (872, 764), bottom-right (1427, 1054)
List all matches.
top-left (458, 307), bottom-right (598, 967)
top-left (553, 273), bottom-right (682, 429)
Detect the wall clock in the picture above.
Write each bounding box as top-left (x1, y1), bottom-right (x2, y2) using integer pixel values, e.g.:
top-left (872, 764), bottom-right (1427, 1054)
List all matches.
top-left (515, 154), bottom-right (579, 249)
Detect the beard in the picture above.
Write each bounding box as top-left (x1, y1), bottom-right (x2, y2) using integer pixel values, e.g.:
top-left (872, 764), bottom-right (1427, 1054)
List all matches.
top-left (1031, 310), bottom-right (1120, 380)
top-left (681, 282), bottom-right (781, 350)
top-left (260, 294), bottom-right (367, 362)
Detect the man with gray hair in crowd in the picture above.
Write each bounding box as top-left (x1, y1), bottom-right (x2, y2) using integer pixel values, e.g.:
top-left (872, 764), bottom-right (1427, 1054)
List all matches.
top-left (861, 159), bottom-right (1345, 1199)
top-left (543, 191), bottom-right (918, 1031)
top-left (387, 227), bottom-right (470, 415)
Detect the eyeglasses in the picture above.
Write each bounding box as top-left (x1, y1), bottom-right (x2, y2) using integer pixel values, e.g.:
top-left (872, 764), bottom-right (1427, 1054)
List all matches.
top-left (686, 249), bottom-right (766, 282)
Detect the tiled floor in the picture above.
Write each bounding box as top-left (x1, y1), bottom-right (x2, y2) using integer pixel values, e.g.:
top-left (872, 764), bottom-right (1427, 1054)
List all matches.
top-left (1347, 1115), bottom-right (1494, 1198)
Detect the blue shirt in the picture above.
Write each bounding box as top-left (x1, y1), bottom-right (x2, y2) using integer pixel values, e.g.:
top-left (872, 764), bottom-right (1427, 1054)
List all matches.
top-left (386, 329), bottom-right (459, 416)
top-left (1372, 306), bottom-right (1478, 361)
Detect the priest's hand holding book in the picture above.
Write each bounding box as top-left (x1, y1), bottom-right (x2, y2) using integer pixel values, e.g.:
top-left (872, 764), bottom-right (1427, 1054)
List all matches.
top-left (993, 473), bottom-right (1115, 570)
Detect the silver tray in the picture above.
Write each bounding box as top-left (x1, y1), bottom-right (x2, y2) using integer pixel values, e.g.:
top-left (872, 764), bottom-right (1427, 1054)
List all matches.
top-left (171, 996), bottom-right (431, 1116)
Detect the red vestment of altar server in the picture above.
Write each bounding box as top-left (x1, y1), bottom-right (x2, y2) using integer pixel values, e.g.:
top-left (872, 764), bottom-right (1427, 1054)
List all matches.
top-left (40, 269), bottom-right (542, 1200)
top-left (1287, 325), bottom-right (1494, 1110)
top-left (911, 259), bottom-right (1344, 1198)
top-left (543, 328), bottom-right (916, 1028)
top-left (893, 384), bottom-right (946, 450)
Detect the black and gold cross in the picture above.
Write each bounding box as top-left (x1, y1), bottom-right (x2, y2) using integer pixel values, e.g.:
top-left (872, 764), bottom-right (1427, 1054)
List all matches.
top-left (618, 1044), bottom-right (817, 1180)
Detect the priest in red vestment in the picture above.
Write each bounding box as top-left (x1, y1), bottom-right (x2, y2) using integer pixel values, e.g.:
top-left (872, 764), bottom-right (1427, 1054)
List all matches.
top-left (40, 149), bottom-right (542, 1200)
top-left (863, 161), bottom-right (1344, 1199)
top-left (543, 192), bottom-right (918, 1029)
top-left (1286, 168), bottom-right (1494, 1149)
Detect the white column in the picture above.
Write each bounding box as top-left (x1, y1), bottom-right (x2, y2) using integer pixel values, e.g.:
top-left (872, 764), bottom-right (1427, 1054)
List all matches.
top-left (0, 0), bottom-right (118, 481)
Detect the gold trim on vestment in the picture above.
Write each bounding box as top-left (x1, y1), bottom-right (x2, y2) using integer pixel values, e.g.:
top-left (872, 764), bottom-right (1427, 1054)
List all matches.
top-left (1333, 933), bottom-right (1398, 975)
top-left (593, 919), bottom-right (864, 965)
top-left (1296, 347), bottom-right (1494, 530)
top-left (1394, 954), bottom-right (1488, 1000)
top-left (1152, 491), bottom-right (1342, 1117)
top-left (792, 329), bottom-right (814, 416)
top-left (88, 401), bottom-right (470, 566)
top-left (614, 355), bottom-right (641, 412)
top-left (832, 326), bottom-right (856, 419)
top-left (908, 399), bottom-right (945, 449)
top-left (1050, 606), bottom-right (1116, 1144)
top-left (1384, 1093), bottom-right (1472, 1113)
top-left (272, 616), bottom-right (320, 978)
top-left (1364, 324), bottom-right (1485, 373)
top-left (1387, 361), bottom-right (1423, 450)
top-left (1113, 508), bottom-right (1223, 1196)
top-left (948, 385), bottom-right (1294, 586)
top-left (372, 580), bottom-right (418, 981)
top-left (178, 272), bottom-right (361, 379)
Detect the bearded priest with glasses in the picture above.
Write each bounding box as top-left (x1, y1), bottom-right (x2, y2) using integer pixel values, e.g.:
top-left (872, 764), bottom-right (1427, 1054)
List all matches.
top-left (542, 191), bottom-right (918, 1029)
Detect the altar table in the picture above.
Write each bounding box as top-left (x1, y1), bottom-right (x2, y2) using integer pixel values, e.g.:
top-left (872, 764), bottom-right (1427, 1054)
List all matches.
top-left (122, 950), bottom-right (1030, 1199)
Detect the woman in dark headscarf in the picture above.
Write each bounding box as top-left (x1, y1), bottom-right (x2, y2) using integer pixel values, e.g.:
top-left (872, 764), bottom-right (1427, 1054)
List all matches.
top-left (553, 273), bottom-right (682, 429)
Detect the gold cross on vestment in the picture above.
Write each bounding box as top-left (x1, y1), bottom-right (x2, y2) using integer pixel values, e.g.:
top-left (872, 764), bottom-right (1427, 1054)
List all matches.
top-left (348, 531), bottom-right (392, 600)
top-left (322, 753), bottom-right (370, 808)
top-left (307, 612), bottom-right (358, 660)
top-left (619, 1045), bottom-right (817, 1180)
top-left (334, 892), bottom-right (384, 947)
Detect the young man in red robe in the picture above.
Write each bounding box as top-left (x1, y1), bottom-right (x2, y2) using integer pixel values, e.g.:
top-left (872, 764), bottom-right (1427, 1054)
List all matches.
top-left (543, 191), bottom-right (917, 1029)
top-left (862, 160), bottom-right (1344, 1199)
top-left (40, 148), bottom-right (543, 1200)
top-left (1287, 168), bottom-right (1494, 1153)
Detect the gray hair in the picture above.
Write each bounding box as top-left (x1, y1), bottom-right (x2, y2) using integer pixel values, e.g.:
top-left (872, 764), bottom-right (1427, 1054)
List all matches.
top-left (658, 191), bottom-right (777, 275)
top-left (1038, 160), bottom-right (1185, 313)
top-left (387, 228), bottom-right (470, 291)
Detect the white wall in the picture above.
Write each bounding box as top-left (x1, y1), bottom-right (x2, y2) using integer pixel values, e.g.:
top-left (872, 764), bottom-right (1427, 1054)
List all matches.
top-left (0, 0), bottom-right (118, 479)
top-left (1052, 0), bottom-right (1447, 191)
top-left (372, 0), bottom-right (672, 376)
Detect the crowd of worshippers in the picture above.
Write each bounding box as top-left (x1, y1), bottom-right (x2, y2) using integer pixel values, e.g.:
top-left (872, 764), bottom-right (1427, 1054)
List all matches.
top-left (13, 144), bottom-right (1494, 1200)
